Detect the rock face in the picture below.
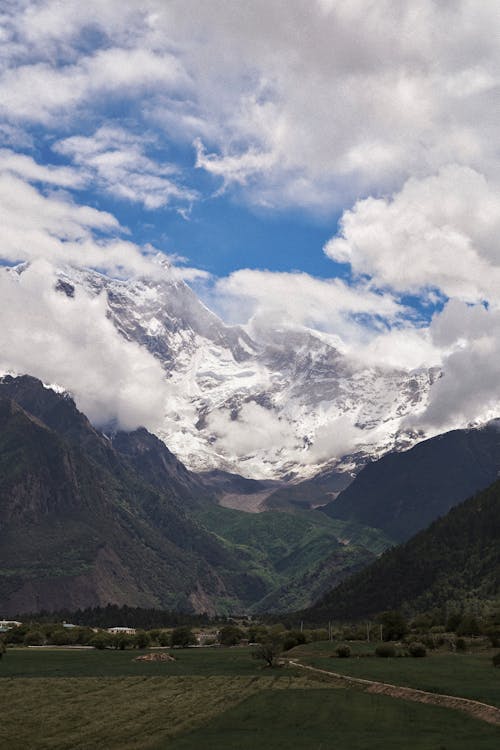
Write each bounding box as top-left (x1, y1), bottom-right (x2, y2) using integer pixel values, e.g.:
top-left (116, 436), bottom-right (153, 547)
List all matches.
top-left (48, 264), bottom-right (438, 480)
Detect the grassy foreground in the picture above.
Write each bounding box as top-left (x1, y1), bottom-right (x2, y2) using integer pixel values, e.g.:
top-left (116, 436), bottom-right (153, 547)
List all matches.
top-left (2, 647), bottom-right (499, 749)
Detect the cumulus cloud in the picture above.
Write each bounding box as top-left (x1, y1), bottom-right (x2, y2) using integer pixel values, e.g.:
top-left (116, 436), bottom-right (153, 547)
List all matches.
top-left (0, 261), bottom-right (169, 431)
top-left (213, 269), bottom-right (403, 330)
top-left (406, 301), bottom-right (500, 432)
top-left (2, 1), bottom-right (500, 209)
top-left (325, 166), bottom-right (500, 303)
top-left (0, 161), bottom-right (171, 278)
top-left (0, 46), bottom-right (188, 124)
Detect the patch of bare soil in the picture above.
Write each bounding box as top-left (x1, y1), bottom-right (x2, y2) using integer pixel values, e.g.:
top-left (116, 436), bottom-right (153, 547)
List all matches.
top-left (134, 653), bottom-right (176, 662)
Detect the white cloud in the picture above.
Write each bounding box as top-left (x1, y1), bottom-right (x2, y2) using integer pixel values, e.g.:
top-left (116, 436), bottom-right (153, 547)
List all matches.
top-left (211, 269), bottom-right (406, 347)
top-left (0, 148), bottom-right (84, 188)
top-left (2, 0), bottom-right (500, 454)
top-left (324, 166), bottom-right (500, 303)
top-left (55, 126), bottom-right (196, 209)
top-left (0, 260), bottom-right (169, 431)
top-left (0, 158), bottom-right (173, 278)
top-left (206, 402), bottom-right (296, 458)
top-left (0, 46), bottom-right (188, 124)
top-left (405, 301), bottom-right (500, 433)
top-left (3, 1), bottom-right (500, 210)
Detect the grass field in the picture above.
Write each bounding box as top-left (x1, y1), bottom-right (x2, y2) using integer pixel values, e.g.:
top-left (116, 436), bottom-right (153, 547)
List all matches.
top-left (163, 687), bottom-right (500, 750)
top-left (1, 645), bottom-right (290, 678)
top-left (2, 646), bottom-right (499, 749)
top-left (291, 641), bottom-right (500, 708)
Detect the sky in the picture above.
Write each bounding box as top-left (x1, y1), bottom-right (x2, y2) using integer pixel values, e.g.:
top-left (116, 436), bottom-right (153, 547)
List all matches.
top-left (2, 1), bottom-right (500, 438)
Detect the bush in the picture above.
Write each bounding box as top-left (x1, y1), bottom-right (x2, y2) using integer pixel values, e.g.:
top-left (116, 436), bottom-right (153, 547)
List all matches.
top-left (408, 642), bottom-right (427, 657)
top-left (375, 644), bottom-right (396, 658)
top-left (455, 637), bottom-right (467, 652)
top-left (492, 652), bottom-right (500, 668)
top-left (282, 630), bottom-right (306, 652)
top-left (336, 645), bottom-right (351, 658)
top-left (24, 630), bottom-right (44, 646)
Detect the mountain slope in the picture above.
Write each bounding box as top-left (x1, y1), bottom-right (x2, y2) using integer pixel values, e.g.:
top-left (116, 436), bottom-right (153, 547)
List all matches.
top-left (304, 476), bottom-right (500, 622)
top-left (0, 378), bottom-right (265, 615)
top-left (321, 424), bottom-right (500, 542)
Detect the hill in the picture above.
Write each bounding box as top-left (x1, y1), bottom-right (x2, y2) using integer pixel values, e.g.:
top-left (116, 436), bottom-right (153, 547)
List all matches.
top-left (303, 475), bottom-right (500, 622)
top-left (321, 424), bottom-right (500, 541)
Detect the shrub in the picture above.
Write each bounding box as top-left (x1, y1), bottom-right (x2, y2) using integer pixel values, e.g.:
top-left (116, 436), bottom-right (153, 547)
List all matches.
top-left (282, 630), bottom-right (306, 652)
top-left (336, 645), bottom-right (351, 658)
top-left (492, 652), bottom-right (500, 668)
top-left (455, 637), bottom-right (467, 652)
top-left (89, 633), bottom-right (111, 650)
top-left (375, 644), bottom-right (396, 658)
top-left (24, 630), bottom-right (44, 646)
top-left (408, 642), bottom-right (427, 657)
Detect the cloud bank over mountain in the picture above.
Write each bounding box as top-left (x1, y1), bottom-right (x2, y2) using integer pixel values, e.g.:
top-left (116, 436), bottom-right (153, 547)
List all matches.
top-left (1, 1), bottom-right (500, 445)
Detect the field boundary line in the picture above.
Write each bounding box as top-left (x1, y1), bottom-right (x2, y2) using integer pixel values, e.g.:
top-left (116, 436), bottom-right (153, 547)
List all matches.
top-left (288, 659), bottom-right (500, 727)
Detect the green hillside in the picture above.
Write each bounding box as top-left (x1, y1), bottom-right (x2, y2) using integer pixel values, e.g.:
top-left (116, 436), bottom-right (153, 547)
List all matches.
top-left (196, 505), bottom-right (391, 611)
top-left (304, 475), bottom-right (500, 622)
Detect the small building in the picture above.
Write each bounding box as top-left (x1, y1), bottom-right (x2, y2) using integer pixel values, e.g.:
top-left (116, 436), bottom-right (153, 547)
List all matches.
top-left (107, 627), bottom-right (136, 635)
top-left (0, 620), bottom-right (22, 632)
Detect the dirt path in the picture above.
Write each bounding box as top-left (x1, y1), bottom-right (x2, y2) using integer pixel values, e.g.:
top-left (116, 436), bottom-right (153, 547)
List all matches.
top-left (289, 659), bottom-right (500, 727)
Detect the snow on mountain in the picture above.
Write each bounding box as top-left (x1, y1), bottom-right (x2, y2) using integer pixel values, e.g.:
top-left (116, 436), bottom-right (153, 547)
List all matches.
top-left (49, 264), bottom-right (439, 480)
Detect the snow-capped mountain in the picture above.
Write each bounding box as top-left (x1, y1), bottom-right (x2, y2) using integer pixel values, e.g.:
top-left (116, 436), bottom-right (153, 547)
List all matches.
top-left (48, 264), bottom-right (439, 480)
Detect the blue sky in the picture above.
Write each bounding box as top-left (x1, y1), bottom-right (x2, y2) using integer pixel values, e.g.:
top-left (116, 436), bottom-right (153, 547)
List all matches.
top-left (2, 1), bottom-right (500, 433)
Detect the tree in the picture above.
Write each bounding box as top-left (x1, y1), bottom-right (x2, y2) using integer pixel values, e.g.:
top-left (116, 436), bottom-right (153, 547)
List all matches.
top-left (89, 633), bottom-right (111, 650)
top-left (378, 611), bottom-right (408, 641)
top-left (134, 631), bottom-right (151, 649)
top-left (112, 633), bottom-right (134, 650)
top-left (218, 625), bottom-right (244, 647)
top-left (170, 626), bottom-right (196, 648)
top-left (158, 630), bottom-right (171, 647)
top-left (252, 636), bottom-right (282, 668)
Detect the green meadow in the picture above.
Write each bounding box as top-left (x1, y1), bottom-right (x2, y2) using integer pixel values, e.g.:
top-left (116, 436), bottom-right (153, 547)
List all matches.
top-left (292, 640), bottom-right (500, 708)
top-left (2, 646), bottom-right (499, 749)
